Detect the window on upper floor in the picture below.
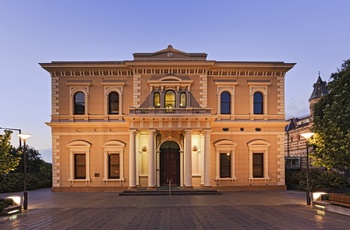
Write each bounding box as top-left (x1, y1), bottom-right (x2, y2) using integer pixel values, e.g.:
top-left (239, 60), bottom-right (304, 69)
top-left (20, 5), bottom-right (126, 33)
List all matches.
top-left (108, 92), bottom-right (119, 114)
top-left (220, 91), bottom-right (231, 114)
top-left (253, 92), bottom-right (263, 114)
top-left (180, 92), bottom-right (187, 108)
top-left (165, 90), bottom-right (176, 109)
top-left (154, 92), bottom-right (161, 108)
top-left (74, 92), bottom-right (85, 115)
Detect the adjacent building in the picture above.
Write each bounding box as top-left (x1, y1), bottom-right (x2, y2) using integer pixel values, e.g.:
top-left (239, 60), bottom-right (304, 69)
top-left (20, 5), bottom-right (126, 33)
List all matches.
top-left (40, 45), bottom-right (295, 192)
top-left (285, 75), bottom-right (328, 170)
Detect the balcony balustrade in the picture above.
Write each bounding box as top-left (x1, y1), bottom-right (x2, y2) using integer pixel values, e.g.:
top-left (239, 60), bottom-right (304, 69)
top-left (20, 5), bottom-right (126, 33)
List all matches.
top-left (129, 107), bottom-right (211, 115)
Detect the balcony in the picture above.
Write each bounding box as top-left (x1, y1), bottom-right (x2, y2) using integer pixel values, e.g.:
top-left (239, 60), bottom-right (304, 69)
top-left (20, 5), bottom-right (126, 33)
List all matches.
top-left (129, 107), bottom-right (211, 115)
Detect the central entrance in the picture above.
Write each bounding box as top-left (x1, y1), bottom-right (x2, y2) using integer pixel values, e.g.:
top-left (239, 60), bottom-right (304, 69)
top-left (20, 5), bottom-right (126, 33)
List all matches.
top-left (160, 141), bottom-right (180, 186)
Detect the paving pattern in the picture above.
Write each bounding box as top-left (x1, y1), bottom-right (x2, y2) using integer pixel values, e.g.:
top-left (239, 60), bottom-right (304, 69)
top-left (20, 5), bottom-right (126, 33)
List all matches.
top-left (1, 189), bottom-right (349, 229)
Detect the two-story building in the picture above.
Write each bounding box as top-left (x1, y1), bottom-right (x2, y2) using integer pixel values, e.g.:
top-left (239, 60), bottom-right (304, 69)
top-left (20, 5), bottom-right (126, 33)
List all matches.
top-left (40, 45), bottom-right (295, 192)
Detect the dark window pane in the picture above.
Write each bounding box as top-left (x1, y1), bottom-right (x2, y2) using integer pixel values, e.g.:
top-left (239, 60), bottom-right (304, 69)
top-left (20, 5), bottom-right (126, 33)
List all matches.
top-left (108, 92), bottom-right (119, 114)
top-left (220, 153), bottom-right (231, 178)
top-left (220, 91), bottom-right (231, 114)
top-left (253, 153), bottom-right (263, 178)
top-left (109, 154), bottom-right (120, 179)
top-left (74, 92), bottom-right (85, 115)
top-left (253, 92), bottom-right (263, 114)
top-left (74, 154), bottom-right (86, 179)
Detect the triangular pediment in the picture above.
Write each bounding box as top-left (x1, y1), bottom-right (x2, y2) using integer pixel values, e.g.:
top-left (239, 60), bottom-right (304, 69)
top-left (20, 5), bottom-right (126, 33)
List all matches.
top-left (133, 45), bottom-right (207, 61)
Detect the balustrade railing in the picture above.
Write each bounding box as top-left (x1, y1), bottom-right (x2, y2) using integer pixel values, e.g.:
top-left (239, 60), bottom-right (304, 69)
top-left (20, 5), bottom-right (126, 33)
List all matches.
top-left (129, 107), bottom-right (211, 115)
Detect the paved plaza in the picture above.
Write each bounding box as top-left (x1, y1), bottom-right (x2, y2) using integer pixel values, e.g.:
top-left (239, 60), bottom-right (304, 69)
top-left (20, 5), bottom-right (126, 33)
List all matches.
top-left (1, 188), bottom-right (349, 229)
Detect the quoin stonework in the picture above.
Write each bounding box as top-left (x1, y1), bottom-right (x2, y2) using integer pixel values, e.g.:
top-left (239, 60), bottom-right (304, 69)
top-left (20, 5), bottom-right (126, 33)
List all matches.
top-left (40, 45), bottom-right (295, 192)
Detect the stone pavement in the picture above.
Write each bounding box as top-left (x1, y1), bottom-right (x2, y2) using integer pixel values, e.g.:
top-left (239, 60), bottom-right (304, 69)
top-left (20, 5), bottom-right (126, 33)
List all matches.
top-left (1, 188), bottom-right (349, 229)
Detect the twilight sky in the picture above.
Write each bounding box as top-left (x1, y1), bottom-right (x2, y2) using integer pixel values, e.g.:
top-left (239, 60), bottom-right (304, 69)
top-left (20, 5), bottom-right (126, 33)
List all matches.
top-left (1, 1), bottom-right (349, 162)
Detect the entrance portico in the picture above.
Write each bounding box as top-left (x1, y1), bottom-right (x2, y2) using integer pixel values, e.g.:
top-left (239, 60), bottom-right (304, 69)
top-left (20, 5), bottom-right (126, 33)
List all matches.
top-left (127, 127), bottom-right (211, 190)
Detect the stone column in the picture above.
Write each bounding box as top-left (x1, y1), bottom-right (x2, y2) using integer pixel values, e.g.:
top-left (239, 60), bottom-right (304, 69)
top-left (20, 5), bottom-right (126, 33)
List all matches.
top-left (128, 130), bottom-right (137, 190)
top-left (204, 129), bottom-right (211, 187)
top-left (200, 132), bottom-right (205, 185)
top-left (184, 130), bottom-right (193, 188)
top-left (148, 129), bottom-right (156, 189)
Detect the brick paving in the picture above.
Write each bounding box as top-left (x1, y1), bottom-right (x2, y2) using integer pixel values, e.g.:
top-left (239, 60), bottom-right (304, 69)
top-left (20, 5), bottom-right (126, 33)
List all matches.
top-left (1, 188), bottom-right (349, 229)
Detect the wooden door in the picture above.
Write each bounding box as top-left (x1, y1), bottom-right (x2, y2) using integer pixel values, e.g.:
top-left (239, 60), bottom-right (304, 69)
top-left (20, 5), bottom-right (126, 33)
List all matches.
top-left (160, 149), bottom-right (180, 186)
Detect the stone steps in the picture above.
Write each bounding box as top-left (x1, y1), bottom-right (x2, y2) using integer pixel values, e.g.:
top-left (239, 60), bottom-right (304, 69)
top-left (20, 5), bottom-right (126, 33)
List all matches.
top-left (119, 188), bottom-right (221, 196)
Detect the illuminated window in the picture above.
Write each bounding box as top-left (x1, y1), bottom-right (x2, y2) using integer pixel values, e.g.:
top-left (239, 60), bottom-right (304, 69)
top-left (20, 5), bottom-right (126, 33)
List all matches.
top-left (108, 92), bottom-right (119, 114)
top-left (253, 92), bottom-right (263, 114)
top-left (74, 154), bottom-right (86, 179)
top-left (220, 153), bottom-right (231, 178)
top-left (108, 154), bottom-right (120, 179)
top-left (220, 91), bottom-right (231, 114)
top-left (165, 90), bottom-right (176, 108)
top-left (154, 92), bottom-right (160, 108)
top-left (180, 92), bottom-right (186, 108)
top-left (74, 92), bottom-right (85, 115)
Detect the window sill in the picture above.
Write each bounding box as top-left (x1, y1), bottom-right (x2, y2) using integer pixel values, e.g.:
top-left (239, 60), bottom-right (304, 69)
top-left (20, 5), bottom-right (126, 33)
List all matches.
top-left (248, 177), bottom-right (270, 183)
top-left (68, 178), bottom-right (91, 185)
top-left (103, 178), bottom-right (126, 186)
top-left (214, 177), bottom-right (237, 185)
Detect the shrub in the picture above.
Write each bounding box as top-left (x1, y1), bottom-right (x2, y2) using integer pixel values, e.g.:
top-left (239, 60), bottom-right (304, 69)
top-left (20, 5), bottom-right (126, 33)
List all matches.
top-left (0, 172), bottom-right (52, 193)
top-left (298, 169), bottom-right (350, 191)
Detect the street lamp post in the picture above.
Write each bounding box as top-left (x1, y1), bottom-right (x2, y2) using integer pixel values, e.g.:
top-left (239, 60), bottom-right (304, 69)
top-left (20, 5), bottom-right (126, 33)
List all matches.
top-left (17, 133), bottom-right (31, 210)
top-left (300, 132), bottom-right (314, 206)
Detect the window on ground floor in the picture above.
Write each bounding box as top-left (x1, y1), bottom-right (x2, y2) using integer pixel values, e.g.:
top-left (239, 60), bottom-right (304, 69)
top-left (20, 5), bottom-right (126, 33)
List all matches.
top-left (253, 153), bottom-right (264, 178)
top-left (74, 154), bottom-right (86, 179)
top-left (220, 153), bottom-right (231, 178)
top-left (108, 154), bottom-right (120, 179)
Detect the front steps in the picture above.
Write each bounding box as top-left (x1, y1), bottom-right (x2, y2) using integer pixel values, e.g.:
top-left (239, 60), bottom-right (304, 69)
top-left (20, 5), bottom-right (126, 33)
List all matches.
top-left (119, 187), bottom-right (221, 196)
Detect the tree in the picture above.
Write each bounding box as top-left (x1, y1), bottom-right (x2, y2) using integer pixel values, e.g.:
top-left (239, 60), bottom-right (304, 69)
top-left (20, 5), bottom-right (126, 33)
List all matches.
top-left (0, 130), bottom-right (20, 174)
top-left (311, 59), bottom-right (350, 170)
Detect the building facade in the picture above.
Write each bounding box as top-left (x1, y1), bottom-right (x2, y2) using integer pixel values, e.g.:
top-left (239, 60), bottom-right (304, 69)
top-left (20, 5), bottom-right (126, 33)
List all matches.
top-left (41, 46), bottom-right (295, 192)
top-left (285, 75), bottom-right (328, 170)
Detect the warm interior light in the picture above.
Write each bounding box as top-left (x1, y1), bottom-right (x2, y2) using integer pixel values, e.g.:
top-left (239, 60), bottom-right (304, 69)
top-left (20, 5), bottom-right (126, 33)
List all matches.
top-left (17, 133), bottom-right (31, 140)
top-left (313, 192), bottom-right (326, 202)
top-left (6, 196), bottom-right (21, 205)
top-left (300, 132), bottom-right (314, 140)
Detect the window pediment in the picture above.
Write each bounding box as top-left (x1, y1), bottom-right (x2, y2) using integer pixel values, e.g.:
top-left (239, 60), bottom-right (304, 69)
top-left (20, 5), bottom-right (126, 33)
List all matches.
top-left (67, 140), bottom-right (92, 147)
top-left (103, 140), bottom-right (126, 147)
top-left (214, 139), bottom-right (237, 149)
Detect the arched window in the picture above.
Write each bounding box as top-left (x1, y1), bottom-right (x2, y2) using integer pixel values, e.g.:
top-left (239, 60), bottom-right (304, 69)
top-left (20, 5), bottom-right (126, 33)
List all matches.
top-left (153, 92), bottom-right (160, 108)
top-left (165, 90), bottom-right (176, 109)
top-left (220, 91), bottom-right (231, 114)
top-left (179, 92), bottom-right (186, 108)
top-left (74, 92), bottom-right (85, 115)
top-left (108, 92), bottom-right (119, 114)
top-left (253, 92), bottom-right (263, 114)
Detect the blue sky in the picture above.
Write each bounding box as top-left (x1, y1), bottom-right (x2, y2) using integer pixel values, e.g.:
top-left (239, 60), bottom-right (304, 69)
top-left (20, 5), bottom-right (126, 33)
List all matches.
top-left (1, 1), bottom-right (349, 162)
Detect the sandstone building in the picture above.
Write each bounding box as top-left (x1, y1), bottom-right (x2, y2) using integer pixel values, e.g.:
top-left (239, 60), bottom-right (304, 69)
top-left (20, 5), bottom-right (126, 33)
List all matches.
top-left (40, 46), bottom-right (295, 191)
top-left (285, 75), bottom-right (328, 170)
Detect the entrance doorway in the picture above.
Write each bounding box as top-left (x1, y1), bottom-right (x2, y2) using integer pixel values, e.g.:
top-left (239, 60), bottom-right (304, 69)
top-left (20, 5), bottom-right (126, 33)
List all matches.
top-left (160, 141), bottom-right (180, 186)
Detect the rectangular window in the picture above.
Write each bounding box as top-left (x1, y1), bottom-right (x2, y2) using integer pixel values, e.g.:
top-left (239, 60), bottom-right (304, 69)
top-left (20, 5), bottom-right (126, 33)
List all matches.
top-left (109, 154), bottom-right (120, 179)
top-left (220, 153), bottom-right (231, 178)
top-left (285, 157), bottom-right (301, 169)
top-left (74, 154), bottom-right (86, 179)
top-left (253, 153), bottom-right (263, 178)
